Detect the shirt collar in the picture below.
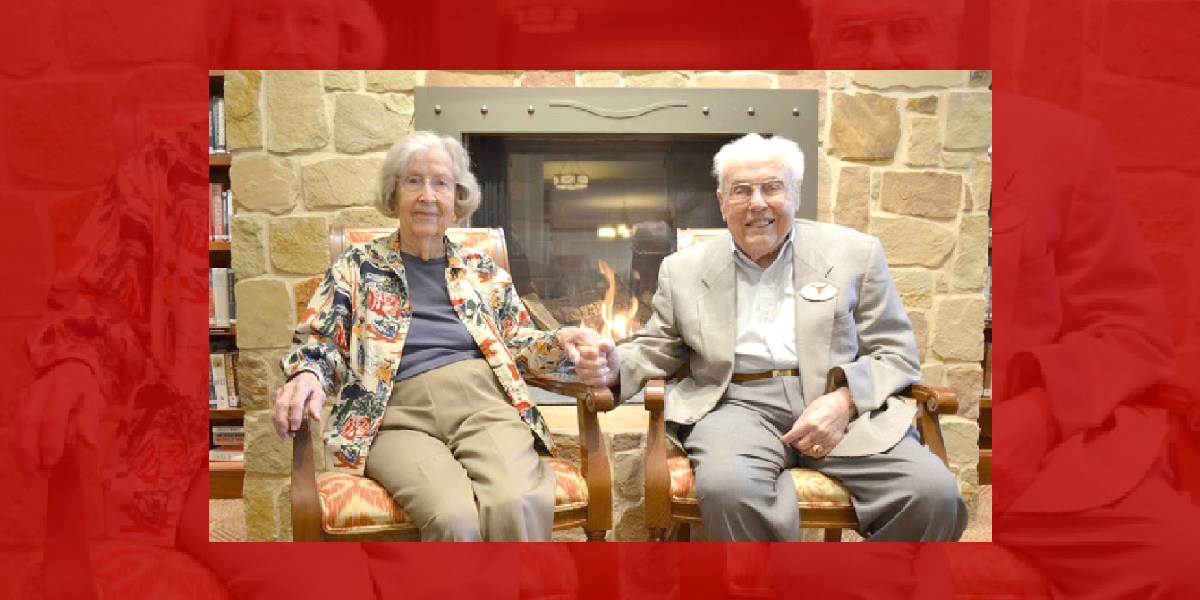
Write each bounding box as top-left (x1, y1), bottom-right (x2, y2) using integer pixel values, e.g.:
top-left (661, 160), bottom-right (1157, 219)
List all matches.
top-left (731, 229), bottom-right (794, 271)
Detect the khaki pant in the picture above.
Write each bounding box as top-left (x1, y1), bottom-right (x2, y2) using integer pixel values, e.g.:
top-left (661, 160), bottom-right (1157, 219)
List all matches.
top-left (364, 359), bottom-right (555, 541)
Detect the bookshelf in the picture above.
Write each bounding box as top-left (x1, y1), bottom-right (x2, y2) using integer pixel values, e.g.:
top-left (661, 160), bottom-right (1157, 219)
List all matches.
top-left (209, 70), bottom-right (244, 499)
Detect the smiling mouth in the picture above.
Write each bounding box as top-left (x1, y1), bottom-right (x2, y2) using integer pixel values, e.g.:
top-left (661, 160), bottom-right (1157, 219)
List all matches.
top-left (745, 217), bottom-right (775, 228)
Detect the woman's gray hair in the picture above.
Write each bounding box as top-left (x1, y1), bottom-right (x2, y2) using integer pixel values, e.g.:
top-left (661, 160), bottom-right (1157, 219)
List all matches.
top-left (711, 133), bottom-right (806, 191)
top-left (377, 131), bottom-right (482, 223)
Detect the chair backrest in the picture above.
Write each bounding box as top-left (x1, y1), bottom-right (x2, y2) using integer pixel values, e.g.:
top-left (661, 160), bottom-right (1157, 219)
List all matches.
top-left (676, 228), bottom-right (726, 250)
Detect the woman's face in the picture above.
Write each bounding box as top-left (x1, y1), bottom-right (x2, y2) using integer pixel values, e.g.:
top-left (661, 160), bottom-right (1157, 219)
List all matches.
top-left (396, 149), bottom-right (458, 244)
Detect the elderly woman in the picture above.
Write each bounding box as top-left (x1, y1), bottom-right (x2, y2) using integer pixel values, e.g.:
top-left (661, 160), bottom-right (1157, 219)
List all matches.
top-left (272, 131), bottom-right (606, 542)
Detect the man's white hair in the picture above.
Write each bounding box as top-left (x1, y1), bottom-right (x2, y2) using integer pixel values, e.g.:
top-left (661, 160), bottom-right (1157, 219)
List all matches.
top-left (712, 133), bottom-right (806, 191)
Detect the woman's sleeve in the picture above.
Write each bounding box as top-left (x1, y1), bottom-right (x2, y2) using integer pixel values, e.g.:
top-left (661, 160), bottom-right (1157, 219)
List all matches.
top-left (490, 264), bottom-right (567, 377)
top-left (280, 255), bottom-right (356, 394)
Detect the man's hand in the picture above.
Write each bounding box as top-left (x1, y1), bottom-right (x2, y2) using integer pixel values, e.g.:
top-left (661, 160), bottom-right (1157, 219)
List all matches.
top-left (272, 371), bottom-right (326, 440)
top-left (14, 361), bottom-right (105, 479)
top-left (558, 327), bottom-right (619, 388)
top-left (780, 387), bottom-right (855, 459)
top-left (992, 387), bottom-right (1053, 514)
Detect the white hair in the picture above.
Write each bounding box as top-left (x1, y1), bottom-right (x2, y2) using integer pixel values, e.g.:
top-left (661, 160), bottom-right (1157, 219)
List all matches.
top-left (377, 131), bottom-right (481, 223)
top-left (712, 133), bottom-right (806, 191)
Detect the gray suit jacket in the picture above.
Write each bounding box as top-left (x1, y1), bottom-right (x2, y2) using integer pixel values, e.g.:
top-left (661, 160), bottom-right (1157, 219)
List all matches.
top-left (618, 220), bottom-right (922, 457)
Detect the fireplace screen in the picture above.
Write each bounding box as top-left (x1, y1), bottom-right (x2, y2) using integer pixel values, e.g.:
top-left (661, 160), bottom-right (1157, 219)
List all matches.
top-left (416, 87), bottom-right (819, 403)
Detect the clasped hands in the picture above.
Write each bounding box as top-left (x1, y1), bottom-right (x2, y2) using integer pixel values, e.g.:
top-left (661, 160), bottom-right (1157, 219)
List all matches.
top-left (781, 387), bottom-right (854, 459)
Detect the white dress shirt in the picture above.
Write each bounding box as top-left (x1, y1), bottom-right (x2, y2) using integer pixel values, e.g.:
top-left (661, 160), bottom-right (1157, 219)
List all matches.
top-left (732, 234), bottom-right (798, 374)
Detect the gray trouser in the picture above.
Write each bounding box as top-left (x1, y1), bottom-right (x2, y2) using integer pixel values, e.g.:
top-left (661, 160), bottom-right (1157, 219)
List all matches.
top-left (364, 358), bottom-right (555, 542)
top-left (683, 379), bottom-right (967, 542)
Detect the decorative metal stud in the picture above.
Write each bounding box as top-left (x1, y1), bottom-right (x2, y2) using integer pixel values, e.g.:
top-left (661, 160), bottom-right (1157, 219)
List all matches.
top-left (481, 105), bottom-right (489, 114)
top-left (792, 107), bottom-right (800, 116)
top-left (527, 105), bottom-right (535, 114)
top-left (434, 105), bottom-right (442, 114)
top-left (702, 106), bottom-right (710, 115)
top-left (747, 106), bottom-right (755, 116)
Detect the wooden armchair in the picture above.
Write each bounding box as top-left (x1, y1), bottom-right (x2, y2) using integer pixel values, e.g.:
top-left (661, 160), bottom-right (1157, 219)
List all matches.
top-left (642, 378), bottom-right (957, 541)
top-left (290, 227), bottom-right (615, 541)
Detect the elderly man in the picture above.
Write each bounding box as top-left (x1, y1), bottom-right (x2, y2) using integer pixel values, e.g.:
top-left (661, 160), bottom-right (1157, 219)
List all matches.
top-left (576, 133), bottom-right (967, 542)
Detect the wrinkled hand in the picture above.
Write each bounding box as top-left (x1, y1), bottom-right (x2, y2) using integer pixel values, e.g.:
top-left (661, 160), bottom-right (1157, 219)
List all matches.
top-left (993, 387), bottom-right (1053, 515)
top-left (14, 360), bottom-right (105, 479)
top-left (780, 387), bottom-right (854, 459)
top-left (557, 327), bottom-right (619, 388)
top-left (272, 372), bottom-right (326, 440)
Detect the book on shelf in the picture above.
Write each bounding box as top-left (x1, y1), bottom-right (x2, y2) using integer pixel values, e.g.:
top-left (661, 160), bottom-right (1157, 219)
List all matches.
top-left (982, 340), bottom-right (993, 398)
top-left (209, 96), bottom-right (228, 154)
top-left (212, 424), bottom-right (245, 446)
top-left (209, 352), bottom-right (240, 409)
top-left (209, 448), bottom-right (244, 462)
top-left (209, 183), bottom-right (232, 241)
top-left (209, 268), bottom-right (235, 327)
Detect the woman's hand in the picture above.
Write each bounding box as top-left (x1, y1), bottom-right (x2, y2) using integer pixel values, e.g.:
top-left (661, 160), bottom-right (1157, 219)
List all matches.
top-left (557, 327), bottom-right (619, 388)
top-left (272, 371), bottom-right (326, 440)
top-left (14, 360), bottom-right (105, 479)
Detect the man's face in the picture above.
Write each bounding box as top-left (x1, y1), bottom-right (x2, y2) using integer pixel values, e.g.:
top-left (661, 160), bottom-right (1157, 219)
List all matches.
top-left (809, 0), bottom-right (959, 68)
top-left (718, 158), bottom-right (798, 265)
top-left (228, 0), bottom-right (340, 68)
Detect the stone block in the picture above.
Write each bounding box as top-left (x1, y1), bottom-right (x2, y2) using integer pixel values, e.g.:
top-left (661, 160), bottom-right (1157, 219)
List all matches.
top-left (969, 156), bottom-right (992, 211)
top-left (614, 451), bottom-right (644, 499)
top-left (828, 71), bottom-right (848, 89)
top-left (777, 70), bottom-right (826, 91)
top-left (946, 363), bottom-right (984, 419)
top-left (294, 276), bottom-right (323, 317)
top-left (236, 278), bottom-right (295, 349)
top-left (334, 93), bottom-right (412, 153)
top-left (424, 71), bottom-right (516, 87)
top-left (245, 411), bottom-right (291, 475)
top-left (365, 70), bottom-right (421, 92)
top-left (264, 71), bottom-right (328, 152)
top-left (921, 361), bottom-right (945, 387)
top-left (244, 474), bottom-right (289, 541)
top-left (693, 71), bottom-right (774, 88)
top-left (230, 154), bottom-right (298, 215)
top-left (6, 80), bottom-right (114, 186)
top-left (871, 216), bottom-right (955, 267)
top-left (225, 70), bottom-right (262, 150)
top-left (66, 0), bottom-right (198, 64)
top-left (0, 1), bottom-right (57, 76)
top-left (333, 207), bottom-right (396, 229)
top-left (833, 165), bottom-right (870, 232)
top-left (941, 415), bottom-right (980, 466)
top-left (580, 71), bottom-right (622, 87)
top-left (853, 70), bottom-right (965, 89)
top-left (828, 92), bottom-right (899, 161)
top-left (611, 430), bottom-right (645, 454)
top-left (304, 157), bottom-right (384, 208)
top-left (909, 310), bottom-right (930, 363)
top-left (613, 500), bottom-right (648, 542)
top-left (324, 70), bottom-right (360, 91)
top-left (892, 269), bottom-right (934, 309)
top-left (969, 70), bottom-right (992, 87)
top-left (881, 171), bottom-right (962, 219)
top-left (941, 151), bottom-right (974, 170)
top-left (271, 216), bottom-right (330, 275)
top-left (931, 297), bottom-right (988, 361)
top-left (624, 71), bottom-right (687, 87)
top-left (907, 95), bottom-right (938, 114)
top-left (952, 214), bottom-right (990, 292)
top-left (816, 152), bottom-right (832, 223)
top-left (231, 214), bottom-right (267, 279)
top-left (521, 71), bottom-right (576, 86)
top-left (944, 92), bottom-right (991, 150)
top-left (905, 116), bottom-right (942, 167)
top-left (235, 350), bottom-right (288, 411)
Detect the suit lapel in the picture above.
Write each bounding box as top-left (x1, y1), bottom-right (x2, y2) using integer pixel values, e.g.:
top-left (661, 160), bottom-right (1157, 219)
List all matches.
top-left (698, 234), bottom-right (736, 369)
top-left (792, 223), bottom-right (837, 404)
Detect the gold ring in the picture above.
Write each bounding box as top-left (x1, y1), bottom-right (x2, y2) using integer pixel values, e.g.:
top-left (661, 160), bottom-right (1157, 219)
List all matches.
top-left (810, 443), bottom-right (824, 455)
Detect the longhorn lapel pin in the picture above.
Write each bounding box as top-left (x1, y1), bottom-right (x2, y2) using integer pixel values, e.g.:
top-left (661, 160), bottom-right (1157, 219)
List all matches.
top-left (800, 282), bottom-right (837, 302)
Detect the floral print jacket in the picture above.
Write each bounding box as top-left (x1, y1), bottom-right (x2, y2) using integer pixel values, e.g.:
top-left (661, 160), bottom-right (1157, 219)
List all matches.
top-left (281, 231), bottom-right (566, 475)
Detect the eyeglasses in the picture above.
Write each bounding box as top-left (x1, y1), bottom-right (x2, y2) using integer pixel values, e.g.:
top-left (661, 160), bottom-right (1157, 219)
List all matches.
top-left (727, 179), bottom-right (789, 204)
top-left (398, 174), bottom-right (456, 197)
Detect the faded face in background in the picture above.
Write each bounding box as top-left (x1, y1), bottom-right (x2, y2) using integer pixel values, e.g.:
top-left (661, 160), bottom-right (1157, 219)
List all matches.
top-left (809, 0), bottom-right (960, 68)
top-left (227, 0), bottom-right (340, 68)
top-left (718, 157), bottom-right (798, 266)
top-left (397, 149), bottom-right (458, 245)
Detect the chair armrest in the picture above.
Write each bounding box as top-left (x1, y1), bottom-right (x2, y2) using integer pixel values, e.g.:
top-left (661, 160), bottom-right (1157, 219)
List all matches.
top-left (642, 379), bottom-right (671, 530)
top-left (525, 374), bottom-right (614, 535)
top-left (291, 419), bottom-right (324, 542)
top-left (904, 384), bottom-right (957, 467)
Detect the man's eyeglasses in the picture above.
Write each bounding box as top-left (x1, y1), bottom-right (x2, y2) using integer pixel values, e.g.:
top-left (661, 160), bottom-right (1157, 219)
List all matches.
top-left (398, 174), bottom-right (456, 197)
top-left (727, 180), bottom-right (789, 204)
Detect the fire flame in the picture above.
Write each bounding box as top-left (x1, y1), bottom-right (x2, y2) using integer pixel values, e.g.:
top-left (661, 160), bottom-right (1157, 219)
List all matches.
top-left (597, 260), bottom-right (638, 341)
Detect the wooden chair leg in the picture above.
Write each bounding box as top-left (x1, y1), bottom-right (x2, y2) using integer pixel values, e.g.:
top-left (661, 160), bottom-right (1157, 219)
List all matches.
top-left (647, 528), bottom-right (668, 541)
top-left (676, 523), bottom-right (691, 542)
top-left (585, 529), bottom-right (607, 542)
top-left (823, 528), bottom-right (843, 542)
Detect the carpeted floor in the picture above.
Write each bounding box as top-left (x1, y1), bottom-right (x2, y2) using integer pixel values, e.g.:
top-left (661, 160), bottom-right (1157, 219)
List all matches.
top-left (209, 485), bottom-right (992, 542)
